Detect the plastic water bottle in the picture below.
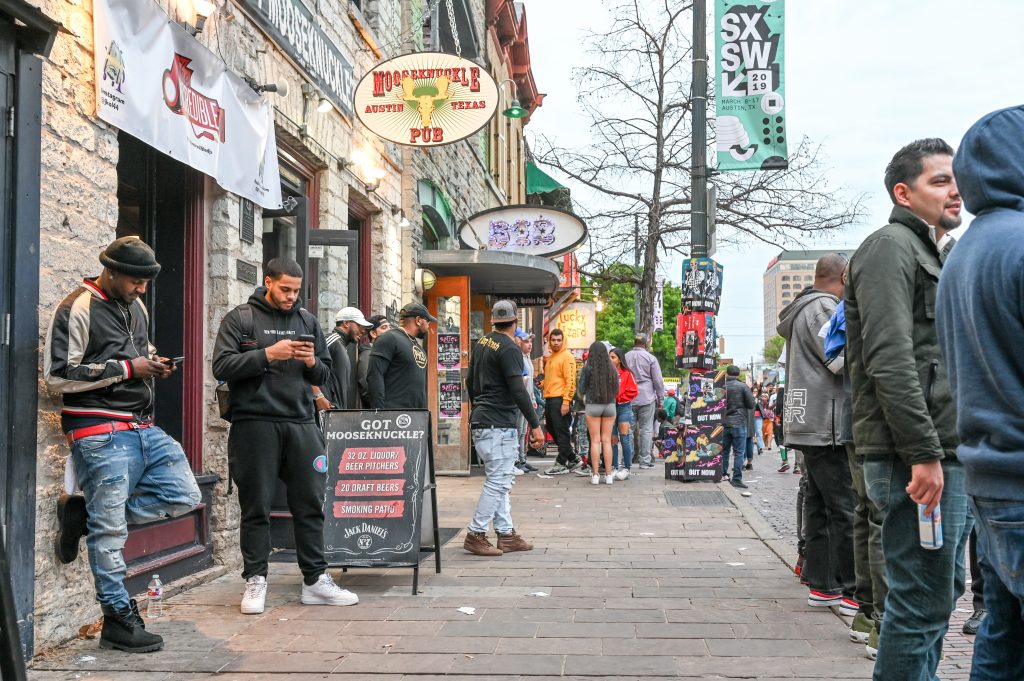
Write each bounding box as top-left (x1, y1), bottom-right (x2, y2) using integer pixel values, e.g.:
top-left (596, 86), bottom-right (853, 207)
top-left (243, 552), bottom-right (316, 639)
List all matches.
top-left (146, 575), bottom-right (164, 618)
top-left (918, 503), bottom-right (943, 550)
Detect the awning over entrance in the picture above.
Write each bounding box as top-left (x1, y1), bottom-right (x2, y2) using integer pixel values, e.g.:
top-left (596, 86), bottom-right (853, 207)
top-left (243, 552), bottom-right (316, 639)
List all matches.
top-left (526, 161), bottom-right (564, 194)
top-left (419, 249), bottom-right (560, 295)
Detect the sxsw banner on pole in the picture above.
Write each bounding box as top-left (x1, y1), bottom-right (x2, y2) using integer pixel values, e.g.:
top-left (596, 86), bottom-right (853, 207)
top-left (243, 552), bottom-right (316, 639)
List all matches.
top-left (714, 0), bottom-right (788, 172)
top-left (94, 0), bottom-right (283, 208)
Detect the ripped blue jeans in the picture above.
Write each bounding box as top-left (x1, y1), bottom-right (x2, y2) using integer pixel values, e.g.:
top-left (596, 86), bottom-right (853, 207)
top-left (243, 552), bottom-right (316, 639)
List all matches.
top-left (71, 426), bottom-right (201, 608)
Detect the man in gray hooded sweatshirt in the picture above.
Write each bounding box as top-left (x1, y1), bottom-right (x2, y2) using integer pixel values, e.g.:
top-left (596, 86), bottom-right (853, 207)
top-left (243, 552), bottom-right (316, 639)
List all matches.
top-left (777, 254), bottom-right (857, 613)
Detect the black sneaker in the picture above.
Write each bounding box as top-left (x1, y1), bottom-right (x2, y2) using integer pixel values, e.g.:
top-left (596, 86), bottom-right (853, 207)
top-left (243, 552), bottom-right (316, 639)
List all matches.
top-left (963, 609), bottom-right (986, 635)
top-left (730, 479), bottom-right (748, 489)
top-left (565, 459), bottom-right (583, 472)
top-left (520, 462), bottom-right (538, 472)
top-left (744, 462), bottom-right (753, 470)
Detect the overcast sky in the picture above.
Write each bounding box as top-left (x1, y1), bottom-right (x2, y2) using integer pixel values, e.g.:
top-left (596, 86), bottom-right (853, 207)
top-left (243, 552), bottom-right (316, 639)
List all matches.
top-left (522, 0), bottom-right (1024, 364)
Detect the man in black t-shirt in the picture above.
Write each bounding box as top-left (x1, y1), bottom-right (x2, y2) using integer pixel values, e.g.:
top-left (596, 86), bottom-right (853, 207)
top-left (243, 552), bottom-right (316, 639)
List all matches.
top-left (366, 303), bottom-right (436, 409)
top-left (463, 300), bottom-right (544, 556)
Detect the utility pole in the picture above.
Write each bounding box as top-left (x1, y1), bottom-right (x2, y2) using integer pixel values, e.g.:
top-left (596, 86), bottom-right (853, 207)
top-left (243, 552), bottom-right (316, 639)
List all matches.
top-left (690, 0), bottom-right (709, 258)
top-left (633, 214), bottom-right (641, 334)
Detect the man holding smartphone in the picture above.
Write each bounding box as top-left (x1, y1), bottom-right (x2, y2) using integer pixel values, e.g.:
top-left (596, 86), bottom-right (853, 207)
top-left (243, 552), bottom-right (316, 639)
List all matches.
top-left (214, 257), bottom-right (358, 615)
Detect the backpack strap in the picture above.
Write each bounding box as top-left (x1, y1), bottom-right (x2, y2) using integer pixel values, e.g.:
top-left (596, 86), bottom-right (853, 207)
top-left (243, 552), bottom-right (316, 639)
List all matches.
top-left (238, 304), bottom-right (254, 341)
top-left (297, 308), bottom-right (319, 338)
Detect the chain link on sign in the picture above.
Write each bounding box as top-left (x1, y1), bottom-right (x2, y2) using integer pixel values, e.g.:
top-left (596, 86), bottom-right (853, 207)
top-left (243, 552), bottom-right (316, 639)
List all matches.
top-left (445, 0), bottom-right (461, 56)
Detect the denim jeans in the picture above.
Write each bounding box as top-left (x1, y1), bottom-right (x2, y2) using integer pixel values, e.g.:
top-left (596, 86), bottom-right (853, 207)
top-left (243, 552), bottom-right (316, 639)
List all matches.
top-left (611, 402), bottom-right (634, 470)
top-left (753, 416), bottom-right (764, 449)
top-left (864, 457), bottom-right (971, 681)
top-left (801, 445), bottom-right (856, 596)
top-left (71, 426), bottom-right (201, 609)
top-left (720, 426), bottom-right (747, 481)
top-left (468, 428), bottom-right (518, 534)
top-left (968, 496), bottom-right (1024, 681)
top-left (632, 401), bottom-right (656, 465)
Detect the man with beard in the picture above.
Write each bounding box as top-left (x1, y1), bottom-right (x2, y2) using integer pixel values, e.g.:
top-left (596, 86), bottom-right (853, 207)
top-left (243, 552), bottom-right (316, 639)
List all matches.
top-left (366, 302), bottom-right (437, 409)
top-left (214, 257), bottom-right (358, 615)
top-left (322, 307), bottom-right (372, 410)
top-left (357, 314), bottom-right (392, 406)
top-left (846, 139), bottom-right (970, 674)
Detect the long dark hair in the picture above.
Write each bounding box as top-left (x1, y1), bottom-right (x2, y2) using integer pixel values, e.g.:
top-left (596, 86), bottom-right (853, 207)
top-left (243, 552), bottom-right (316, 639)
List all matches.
top-left (609, 347), bottom-right (632, 375)
top-left (585, 342), bottom-right (618, 404)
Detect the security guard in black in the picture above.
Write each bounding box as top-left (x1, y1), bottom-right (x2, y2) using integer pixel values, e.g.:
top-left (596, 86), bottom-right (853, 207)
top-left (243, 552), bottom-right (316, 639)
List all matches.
top-left (467, 332), bottom-right (541, 429)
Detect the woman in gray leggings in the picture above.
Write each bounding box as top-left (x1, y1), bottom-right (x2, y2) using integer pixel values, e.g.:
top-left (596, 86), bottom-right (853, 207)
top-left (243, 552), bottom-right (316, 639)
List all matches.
top-left (581, 341), bottom-right (620, 485)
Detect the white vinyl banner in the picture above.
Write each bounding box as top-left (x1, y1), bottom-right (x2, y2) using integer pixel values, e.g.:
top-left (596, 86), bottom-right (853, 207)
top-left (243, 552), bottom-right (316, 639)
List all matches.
top-left (93, 0), bottom-right (282, 208)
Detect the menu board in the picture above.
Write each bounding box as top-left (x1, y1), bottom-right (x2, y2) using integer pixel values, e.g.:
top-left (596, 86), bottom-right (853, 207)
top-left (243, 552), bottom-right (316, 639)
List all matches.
top-left (438, 381), bottom-right (462, 419)
top-left (321, 410), bottom-right (431, 567)
top-left (437, 333), bottom-right (461, 370)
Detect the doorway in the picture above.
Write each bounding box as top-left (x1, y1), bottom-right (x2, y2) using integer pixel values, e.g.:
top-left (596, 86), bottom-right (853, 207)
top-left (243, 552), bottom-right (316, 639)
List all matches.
top-left (426, 277), bottom-right (470, 474)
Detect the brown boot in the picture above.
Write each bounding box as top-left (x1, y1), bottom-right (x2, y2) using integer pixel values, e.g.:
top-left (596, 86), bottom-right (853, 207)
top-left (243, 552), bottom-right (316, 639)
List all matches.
top-left (463, 531), bottom-right (502, 556)
top-left (496, 530), bottom-right (534, 553)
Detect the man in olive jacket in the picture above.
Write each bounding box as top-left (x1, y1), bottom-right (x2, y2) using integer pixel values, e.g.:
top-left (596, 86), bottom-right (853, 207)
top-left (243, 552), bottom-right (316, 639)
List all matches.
top-left (845, 138), bottom-right (971, 677)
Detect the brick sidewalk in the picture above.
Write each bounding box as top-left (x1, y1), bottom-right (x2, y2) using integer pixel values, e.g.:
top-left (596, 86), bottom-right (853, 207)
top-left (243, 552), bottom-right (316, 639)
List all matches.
top-left (31, 465), bottom-right (876, 680)
top-left (734, 451), bottom-right (977, 680)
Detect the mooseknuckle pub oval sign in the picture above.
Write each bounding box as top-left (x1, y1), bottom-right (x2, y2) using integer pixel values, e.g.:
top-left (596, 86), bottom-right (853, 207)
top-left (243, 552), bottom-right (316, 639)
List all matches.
top-left (459, 205), bottom-right (588, 259)
top-left (354, 52), bottom-right (499, 147)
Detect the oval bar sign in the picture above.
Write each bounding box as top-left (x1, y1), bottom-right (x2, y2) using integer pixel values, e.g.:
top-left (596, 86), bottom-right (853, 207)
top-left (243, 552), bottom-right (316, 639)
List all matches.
top-left (459, 205), bottom-right (588, 259)
top-left (354, 52), bottom-right (498, 147)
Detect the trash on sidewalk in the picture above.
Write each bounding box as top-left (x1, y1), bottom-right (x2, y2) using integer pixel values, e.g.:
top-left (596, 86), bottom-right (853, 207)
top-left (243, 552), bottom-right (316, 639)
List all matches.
top-left (536, 474), bottom-right (553, 479)
top-left (457, 606), bottom-right (476, 615)
top-left (527, 591), bottom-right (550, 597)
top-left (73, 655), bottom-right (96, 664)
top-left (741, 491), bottom-right (753, 497)
top-left (640, 532), bottom-right (655, 536)
top-left (726, 562), bottom-right (745, 566)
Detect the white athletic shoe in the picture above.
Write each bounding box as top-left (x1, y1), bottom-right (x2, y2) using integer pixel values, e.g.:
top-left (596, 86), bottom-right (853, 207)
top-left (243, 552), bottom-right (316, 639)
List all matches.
top-left (605, 474), bottom-right (615, 485)
top-left (591, 474), bottom-right (600, 485)
top-left (615, 469), bottom-right (630, 480)
top-left (301, 573), bottom-right (359, 606)
top-left (512, 466), bottom-right (525, 476)
top-left (240, 575), bottom-right (267, 614)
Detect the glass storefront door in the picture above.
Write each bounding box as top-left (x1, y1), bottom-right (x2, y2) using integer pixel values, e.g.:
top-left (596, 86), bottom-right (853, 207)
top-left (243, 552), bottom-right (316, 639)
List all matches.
top-left (426, 277), bottom-right (470, 474)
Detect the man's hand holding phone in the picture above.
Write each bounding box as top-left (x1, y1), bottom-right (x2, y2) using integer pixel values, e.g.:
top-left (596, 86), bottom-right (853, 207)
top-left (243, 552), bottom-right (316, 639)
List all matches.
top-left (132, 356), bottom-right (173, 379)
top-left (294, 333), bottom-right (316, 368)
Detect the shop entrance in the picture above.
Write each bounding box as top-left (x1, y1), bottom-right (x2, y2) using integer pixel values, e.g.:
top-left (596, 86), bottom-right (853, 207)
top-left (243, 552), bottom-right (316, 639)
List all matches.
top-left (426, 277), bottom-right (470, 474)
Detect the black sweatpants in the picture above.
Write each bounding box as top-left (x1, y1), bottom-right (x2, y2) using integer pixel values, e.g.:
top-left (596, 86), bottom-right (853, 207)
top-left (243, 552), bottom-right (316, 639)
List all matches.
top-left (229, 420), bottom-right (327, 583)
top-left (544, 397), bottom-right (576, 465)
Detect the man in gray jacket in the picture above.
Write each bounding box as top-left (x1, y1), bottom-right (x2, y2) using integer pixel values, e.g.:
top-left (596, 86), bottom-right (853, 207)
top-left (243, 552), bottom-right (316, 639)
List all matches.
top-left (777, 254), bottom-right (857, 614)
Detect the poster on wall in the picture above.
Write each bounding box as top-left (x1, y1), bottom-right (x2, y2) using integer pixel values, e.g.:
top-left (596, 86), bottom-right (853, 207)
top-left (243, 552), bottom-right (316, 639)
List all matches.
top-left (438, 382), bottom-right (463, 419)
top-left (715, 0), bottom-right (789, 171)
top-left (676, 312), bottom-right (717, 370)
top-left (321, 410), bottom-right (430, 567)
top-left (437, 333), bottom-right (461, 370)
top-left (353, 52), bottom-right (499, 147)
top-left (667, 370), bottom-right (728, 482)
top-left (681, 257), bottom-right (724, 313)
top-left (93, 0), bottom-right (282, 208)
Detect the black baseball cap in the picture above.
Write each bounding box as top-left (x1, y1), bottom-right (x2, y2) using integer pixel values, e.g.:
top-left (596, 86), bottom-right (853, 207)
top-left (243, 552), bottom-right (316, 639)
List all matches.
top-left (399, 302), bottom-right (438, 323)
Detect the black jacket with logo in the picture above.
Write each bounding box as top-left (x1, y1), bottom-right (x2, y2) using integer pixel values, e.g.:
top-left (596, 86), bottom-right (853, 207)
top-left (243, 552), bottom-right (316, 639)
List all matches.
top-left (213, 288), bottom-right (331, 423)
top-left (45, 278), bottom-right (158, 432)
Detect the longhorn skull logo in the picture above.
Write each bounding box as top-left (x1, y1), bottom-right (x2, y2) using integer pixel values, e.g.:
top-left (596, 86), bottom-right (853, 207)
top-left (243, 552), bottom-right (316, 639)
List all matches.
top-left (401, 76), bottom-right (451, 127)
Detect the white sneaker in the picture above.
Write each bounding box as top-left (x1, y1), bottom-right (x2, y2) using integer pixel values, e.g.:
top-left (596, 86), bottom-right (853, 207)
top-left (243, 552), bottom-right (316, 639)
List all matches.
top-left (512, 466), bottom-right (524, 476)
top-left (615, 469), bottom-right (630, 480)
top-left (604, 474), bottom-right (614, 485)
top-left (591, 474), bottom-right (600, 485)
top-left (301, 573), bottom-right (358, 606)
top-left (240, 575), bottom-right (267, 614)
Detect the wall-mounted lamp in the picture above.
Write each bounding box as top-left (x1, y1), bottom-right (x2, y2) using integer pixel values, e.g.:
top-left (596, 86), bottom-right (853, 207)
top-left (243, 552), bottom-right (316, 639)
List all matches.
top-left (244, 76), bottom-right (289, 97)
top-left (399, 217), bottom-right (411, 229)
top-left (498, 78), bottom-right (528, 119)
top-left (317, 97), bottom-right (332, 113)
top-left (302, 83), bottom-right (332, 114)
top-left (183, 0), bottom-right (217, 35)
top-left (364, 180), bottom-right (381, 194)
top-left (414, 268), bottom-right (437, 296)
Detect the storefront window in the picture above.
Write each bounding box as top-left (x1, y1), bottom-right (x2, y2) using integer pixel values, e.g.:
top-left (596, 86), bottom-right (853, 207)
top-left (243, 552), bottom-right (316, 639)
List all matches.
top-left (436, 295), bottom-right (463, 448)
top-left (262, 162), bottom-right (306, 267)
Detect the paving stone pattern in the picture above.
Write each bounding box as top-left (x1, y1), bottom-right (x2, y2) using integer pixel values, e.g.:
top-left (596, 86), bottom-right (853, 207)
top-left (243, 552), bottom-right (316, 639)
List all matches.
top-left (739, 452), bottom-right (976, 680)
top-left (32, 464), bottom-right (879, 679)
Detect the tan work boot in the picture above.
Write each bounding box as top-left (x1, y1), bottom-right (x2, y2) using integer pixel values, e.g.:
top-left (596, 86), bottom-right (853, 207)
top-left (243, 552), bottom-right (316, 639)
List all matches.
top-left (496, 530), bottom-right (534, 553)
top-left (463, 531), bottom-right (502, 556)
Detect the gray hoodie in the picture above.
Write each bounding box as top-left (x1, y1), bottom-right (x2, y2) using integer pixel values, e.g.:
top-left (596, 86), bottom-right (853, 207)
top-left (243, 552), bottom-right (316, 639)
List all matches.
top-left (776, 288), bottom-right (844, 447)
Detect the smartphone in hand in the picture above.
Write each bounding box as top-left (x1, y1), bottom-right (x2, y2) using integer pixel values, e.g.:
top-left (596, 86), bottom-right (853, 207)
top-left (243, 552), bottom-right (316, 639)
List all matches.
top-left (297, 333), bottom-right (316, 344)
top-left (162, 356), bottom-right (185, 366)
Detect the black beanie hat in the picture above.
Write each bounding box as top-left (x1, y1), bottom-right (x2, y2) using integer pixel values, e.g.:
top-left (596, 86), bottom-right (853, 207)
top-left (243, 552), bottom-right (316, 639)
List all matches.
top-left (99, 237), bottom-right (161, 278)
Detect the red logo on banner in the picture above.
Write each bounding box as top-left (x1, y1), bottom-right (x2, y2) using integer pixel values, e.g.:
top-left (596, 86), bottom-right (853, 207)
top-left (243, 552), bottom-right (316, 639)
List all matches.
top-left (162, 54), bottom-right (226, 142)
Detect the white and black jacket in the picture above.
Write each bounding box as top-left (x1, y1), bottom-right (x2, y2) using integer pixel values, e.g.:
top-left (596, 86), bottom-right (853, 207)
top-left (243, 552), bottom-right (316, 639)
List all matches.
top-left (44, 278), bottom-right (157, 431)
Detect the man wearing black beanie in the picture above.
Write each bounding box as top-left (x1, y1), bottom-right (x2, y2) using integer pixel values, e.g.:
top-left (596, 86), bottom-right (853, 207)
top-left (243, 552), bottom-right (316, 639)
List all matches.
top-left (44, 236), bottom-right (202, 653)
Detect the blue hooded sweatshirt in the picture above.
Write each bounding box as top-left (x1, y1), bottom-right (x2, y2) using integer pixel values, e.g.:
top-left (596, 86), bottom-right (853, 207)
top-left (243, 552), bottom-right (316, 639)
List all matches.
top-left (937, 104), bottom-right (1024, 502)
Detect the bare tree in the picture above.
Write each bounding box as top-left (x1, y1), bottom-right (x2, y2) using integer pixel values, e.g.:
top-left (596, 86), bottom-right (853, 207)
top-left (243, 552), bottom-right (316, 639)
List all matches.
top-left (534, 0), bottom-right (863, 337)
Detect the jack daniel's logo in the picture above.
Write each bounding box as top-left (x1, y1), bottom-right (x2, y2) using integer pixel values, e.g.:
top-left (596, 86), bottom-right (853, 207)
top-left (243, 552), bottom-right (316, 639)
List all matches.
top-left (343, 522), bottom-right (388, 540)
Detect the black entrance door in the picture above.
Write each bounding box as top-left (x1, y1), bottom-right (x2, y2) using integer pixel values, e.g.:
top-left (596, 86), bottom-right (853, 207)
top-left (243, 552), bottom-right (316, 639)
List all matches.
top-left (0, 21), bottom-right (16, 570)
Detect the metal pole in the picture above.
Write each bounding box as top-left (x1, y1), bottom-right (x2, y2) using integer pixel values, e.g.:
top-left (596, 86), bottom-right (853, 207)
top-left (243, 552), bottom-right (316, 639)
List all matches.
top-left (633, 215), bottom-right (641, 334)
top-left (690, 0), bottom-right (709, 258)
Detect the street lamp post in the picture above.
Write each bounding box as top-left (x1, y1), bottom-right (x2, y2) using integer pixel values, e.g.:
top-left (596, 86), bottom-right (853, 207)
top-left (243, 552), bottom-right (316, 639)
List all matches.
top-left (690, 0), bottom-right (709, 258)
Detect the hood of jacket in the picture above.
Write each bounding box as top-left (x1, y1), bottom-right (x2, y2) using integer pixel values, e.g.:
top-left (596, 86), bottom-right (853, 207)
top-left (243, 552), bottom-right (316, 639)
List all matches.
top-left (954, 105), bottom-right (1024, 215)
top-left (247, 286), bottom-right (306, 316)
top-left (776, 287), bottom-right (832, 339)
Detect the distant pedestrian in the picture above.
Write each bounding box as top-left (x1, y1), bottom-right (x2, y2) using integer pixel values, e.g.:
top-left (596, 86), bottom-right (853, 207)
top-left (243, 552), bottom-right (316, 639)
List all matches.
top-left (938, 108), bottom-right (1024, 679)
top-left (663, 389), bottom-right (678, 423)
top-left (513, 328), bottom-right (538, 474)
top-left (356, 314), bottom-right (392, 406)
top-left (721, 365), bottom-right (753, 487)
top-left (323, 307), bottom-right (372, 410)
top-left (542, 329), bottom-right (580, 475)
top-left (752, 386), bottom-right (765, 455)
top-left (847, 138), bottom-right (969, 673)
top-left (463, 300), bottom-right (543, 556)
top-left (366, 303), bottom-right (436, 409)
top-left (627, 334), bottom-right (665, 469)
top-left (579, 341), bottom-right (619, 485)
top-left (609, 347), bottom-right (638, 480)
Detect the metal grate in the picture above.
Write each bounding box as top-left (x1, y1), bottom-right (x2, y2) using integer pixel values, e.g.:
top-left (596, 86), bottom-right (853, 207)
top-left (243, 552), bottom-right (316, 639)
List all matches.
top-left (664, 490), bottom-right (734, 507)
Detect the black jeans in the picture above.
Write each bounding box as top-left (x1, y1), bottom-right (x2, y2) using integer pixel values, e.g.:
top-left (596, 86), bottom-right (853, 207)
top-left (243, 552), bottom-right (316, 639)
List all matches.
top-left (801, 444), bottom-right (857, 596)
top-left (544, 397), bottom-right (576, 465)
top-left (229, 420), bottom-right (328, 583)
top-left (969, 526), bottom-right (985, 610)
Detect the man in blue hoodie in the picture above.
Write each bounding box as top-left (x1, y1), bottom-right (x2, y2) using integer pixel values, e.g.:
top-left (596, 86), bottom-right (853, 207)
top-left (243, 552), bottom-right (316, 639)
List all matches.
top-left (937, 106), bottom-right (1024, 681)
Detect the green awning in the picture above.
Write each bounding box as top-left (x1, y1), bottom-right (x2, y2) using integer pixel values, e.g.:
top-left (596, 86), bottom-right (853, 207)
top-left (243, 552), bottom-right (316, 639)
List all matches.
top-left (526, 162), bottom-right (566, 195)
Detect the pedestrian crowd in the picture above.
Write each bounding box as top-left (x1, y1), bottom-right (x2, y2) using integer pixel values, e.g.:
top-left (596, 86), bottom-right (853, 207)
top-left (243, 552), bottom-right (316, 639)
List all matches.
top-left (759, 110), bottom-right (1024, 681)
